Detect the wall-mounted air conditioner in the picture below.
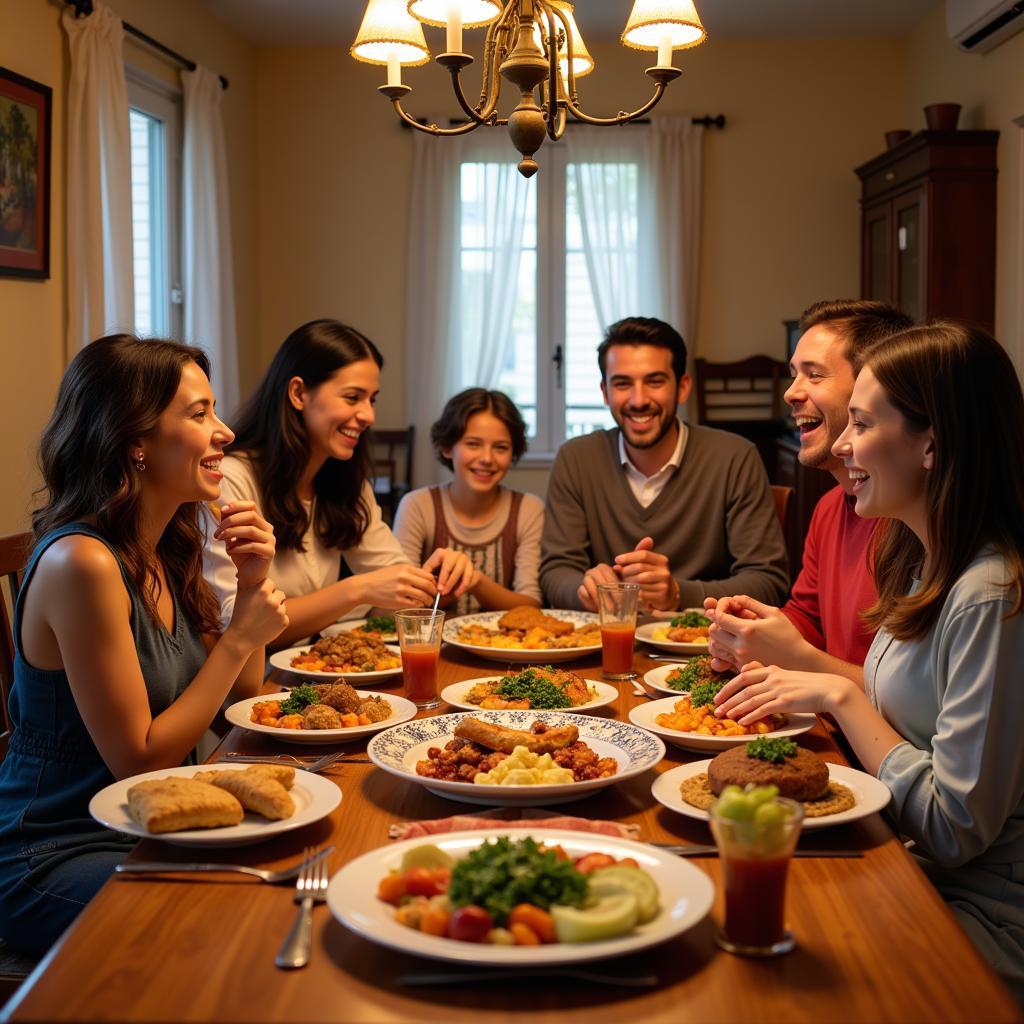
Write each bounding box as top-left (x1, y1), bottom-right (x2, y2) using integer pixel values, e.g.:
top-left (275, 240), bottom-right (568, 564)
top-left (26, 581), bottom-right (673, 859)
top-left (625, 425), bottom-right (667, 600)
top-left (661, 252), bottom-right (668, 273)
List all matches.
top-left (947, 0), bottom-right (1024, 52)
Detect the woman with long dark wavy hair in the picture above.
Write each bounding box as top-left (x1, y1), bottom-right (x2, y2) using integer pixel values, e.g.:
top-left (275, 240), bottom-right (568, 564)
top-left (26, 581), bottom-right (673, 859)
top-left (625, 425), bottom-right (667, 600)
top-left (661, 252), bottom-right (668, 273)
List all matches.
top-left (713, 321), bottom-right (1024, 999)
top-left (0, 335), bottom-right (288, 956)
top-left (202, 319), bottom-right (475, 646)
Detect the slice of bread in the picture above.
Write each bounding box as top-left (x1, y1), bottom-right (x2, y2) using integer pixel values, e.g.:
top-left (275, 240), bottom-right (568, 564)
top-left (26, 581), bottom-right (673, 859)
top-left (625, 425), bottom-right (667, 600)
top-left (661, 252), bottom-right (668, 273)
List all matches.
top-left (127, 778), bottom-right (243, 833)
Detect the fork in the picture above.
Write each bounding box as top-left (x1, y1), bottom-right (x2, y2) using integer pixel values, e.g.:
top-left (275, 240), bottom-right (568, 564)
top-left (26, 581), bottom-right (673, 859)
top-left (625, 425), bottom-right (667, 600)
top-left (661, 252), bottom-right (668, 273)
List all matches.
top-left (115, 844), bottom-right (334, 884)
top-left (275, 847), bottom-right (330, 969)
top-left (217, 751), bottom-right (352, 772)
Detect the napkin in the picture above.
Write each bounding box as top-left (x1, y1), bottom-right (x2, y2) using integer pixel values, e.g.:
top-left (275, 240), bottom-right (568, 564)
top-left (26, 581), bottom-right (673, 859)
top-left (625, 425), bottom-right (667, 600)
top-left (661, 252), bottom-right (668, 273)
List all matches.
top-left (389, 807), bottom-right (642, 840)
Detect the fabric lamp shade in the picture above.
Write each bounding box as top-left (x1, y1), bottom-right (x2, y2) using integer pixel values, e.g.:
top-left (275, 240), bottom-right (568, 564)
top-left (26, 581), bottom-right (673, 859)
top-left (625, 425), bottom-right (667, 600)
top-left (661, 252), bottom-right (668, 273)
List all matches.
top-left (407, 0), bottom-right (502, 28)
top-left (621, 0), bottom-right (707, 50)
top-left (352, 0), bottom-right (431, 65)
top-left (534, 1), bottom-right (595, 79)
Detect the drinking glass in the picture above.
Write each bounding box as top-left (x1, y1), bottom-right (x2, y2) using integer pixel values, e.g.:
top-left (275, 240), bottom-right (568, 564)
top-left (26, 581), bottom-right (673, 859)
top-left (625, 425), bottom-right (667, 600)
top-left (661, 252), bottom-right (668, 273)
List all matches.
top-left (596, 582), bottom-right (639, 681)
top-left (709, 794), bottom-right (804, 956)
top-left (395, 609), bottom-right (445, 709)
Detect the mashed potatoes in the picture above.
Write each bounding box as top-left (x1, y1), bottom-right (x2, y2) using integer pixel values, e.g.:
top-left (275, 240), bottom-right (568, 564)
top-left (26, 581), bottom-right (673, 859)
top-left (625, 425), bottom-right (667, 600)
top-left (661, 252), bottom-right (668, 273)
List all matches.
top-left (473, 745), bottom-right (575, 786)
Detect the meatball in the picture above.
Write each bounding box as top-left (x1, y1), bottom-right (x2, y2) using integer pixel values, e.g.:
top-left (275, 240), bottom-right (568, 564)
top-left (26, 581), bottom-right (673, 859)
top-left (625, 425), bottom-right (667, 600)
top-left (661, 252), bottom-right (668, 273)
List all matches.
top-left (302, 703), bottom-right (343, 730)
top-left (356, 696), bottom-right (392, 723)
top-left (315, 682), bottom-right (361, 714)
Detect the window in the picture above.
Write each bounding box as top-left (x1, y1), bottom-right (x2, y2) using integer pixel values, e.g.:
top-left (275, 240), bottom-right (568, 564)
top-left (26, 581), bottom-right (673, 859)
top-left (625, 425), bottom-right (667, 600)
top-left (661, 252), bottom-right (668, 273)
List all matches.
top-left (126, 68), bottom-right (182, 338)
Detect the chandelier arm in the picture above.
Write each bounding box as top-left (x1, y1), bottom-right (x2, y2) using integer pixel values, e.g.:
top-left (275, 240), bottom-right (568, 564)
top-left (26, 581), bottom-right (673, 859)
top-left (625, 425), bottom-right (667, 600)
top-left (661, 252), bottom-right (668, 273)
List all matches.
top-left (448, 67), bottom-right (492, 124)
top-left (542, 5), bottom-right (560, 141)
top-left (562, 80), bottom-right (670, 127)
top-left (545, 2), bottom-right (579, 105)
top-left (388, 98), bottom-right (485, 137)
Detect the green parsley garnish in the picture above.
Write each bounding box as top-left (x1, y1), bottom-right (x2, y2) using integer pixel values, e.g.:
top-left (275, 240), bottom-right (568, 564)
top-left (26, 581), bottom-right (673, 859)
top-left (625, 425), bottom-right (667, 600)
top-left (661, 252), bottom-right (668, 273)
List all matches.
top-left (494, 667), bottom-right (573, 709)
top-left (665, 655), bottom-right (733, 699)
top-left (279, 684), bottom-right (319, 716)
top-left (447, 837), bottom-right (588, 926)
top-left (745, 737), bottom-right (797, 763)
top-left (688, 679), bottom-right (726, 709)
top-left (669, 610), bottom-right (711, 628)
top-left (359, 615), bottom-right (396, 634)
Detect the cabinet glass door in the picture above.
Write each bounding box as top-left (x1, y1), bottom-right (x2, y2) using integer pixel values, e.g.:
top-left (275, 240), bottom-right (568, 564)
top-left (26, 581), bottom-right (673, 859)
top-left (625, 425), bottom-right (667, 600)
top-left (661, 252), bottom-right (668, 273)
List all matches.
top-left (894, 190), bottom-right (925, 321)
top-left (863, 204), bottom-right (891, 303)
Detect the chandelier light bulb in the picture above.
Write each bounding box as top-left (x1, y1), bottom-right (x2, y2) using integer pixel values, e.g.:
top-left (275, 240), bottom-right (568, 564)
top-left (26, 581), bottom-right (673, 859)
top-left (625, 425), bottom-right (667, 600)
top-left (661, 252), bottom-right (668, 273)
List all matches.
top-left (406, 0), bottom-right (502, 28)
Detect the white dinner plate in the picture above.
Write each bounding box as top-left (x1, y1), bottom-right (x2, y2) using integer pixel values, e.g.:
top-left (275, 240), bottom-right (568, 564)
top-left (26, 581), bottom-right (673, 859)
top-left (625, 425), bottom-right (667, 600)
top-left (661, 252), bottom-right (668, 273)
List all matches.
top-left (89, 764), bottom-right (342, 848)
top-left (367, 710), bottom-right (665, 807)
top-left (268, 644), bottom-right (403, 682)
top-left (224, 691), bottom-right (417, 744)
top-left (636, 617), bottom-right (711, 655)
top-left (642, 663), bottom-right (697, 696)
top-left (443, 609), bottom-right (602, 664)
top-left (628, 697), bottom-right (817, 752)
top-left (328, 827), bottom-right (714, 966)
top-left (651, 760), bottom-right (892, 830)
top-left (320, 618), bottom-right (398, 643)
top-left (440, 675), bottom-right (618, 714)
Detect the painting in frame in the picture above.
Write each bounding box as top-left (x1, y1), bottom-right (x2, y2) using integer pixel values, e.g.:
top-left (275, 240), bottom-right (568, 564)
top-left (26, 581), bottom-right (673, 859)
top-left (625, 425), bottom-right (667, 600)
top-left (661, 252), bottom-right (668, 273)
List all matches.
top-left (0, 65), bottom-right (51, 279)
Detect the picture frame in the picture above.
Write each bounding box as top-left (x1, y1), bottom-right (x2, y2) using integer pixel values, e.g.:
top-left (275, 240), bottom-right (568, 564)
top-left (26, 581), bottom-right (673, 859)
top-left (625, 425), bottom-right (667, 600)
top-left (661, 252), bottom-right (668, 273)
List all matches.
top-left (783, 318), bottom-right (800, 363)
top-left (0, 65), bottom-right (51, 279)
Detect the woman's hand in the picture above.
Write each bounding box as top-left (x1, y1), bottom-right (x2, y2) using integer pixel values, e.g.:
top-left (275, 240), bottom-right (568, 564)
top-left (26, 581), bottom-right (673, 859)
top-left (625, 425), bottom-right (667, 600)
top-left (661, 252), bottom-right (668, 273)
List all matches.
top-left (707, 595), bottom-right (812, 673)
top-left (360, 563), bottom-right (439, 608)
top-left (423, 548), bottom-right (479, 598)
top-left (214, 501), bottom-right (276, 589)
top-left (224, 578), bottom-right (288, 651)
top-left (713, 662), bottom-right (856, 727)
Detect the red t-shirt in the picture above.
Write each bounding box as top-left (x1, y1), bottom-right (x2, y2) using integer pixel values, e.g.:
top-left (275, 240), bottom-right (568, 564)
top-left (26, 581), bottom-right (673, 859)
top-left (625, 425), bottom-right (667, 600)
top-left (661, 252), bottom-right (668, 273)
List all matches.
top-left (781, 484), bottom-right (878, 665)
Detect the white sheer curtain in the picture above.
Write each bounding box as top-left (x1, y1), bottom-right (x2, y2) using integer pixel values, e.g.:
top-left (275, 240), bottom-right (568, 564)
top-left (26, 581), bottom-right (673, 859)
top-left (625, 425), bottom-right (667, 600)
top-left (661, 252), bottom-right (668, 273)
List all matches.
top-left (181, 66), bottom-right (239, 415)
top-left (405, 130), bottom-right (532, 486)
top-left (63, 1), bottom-right (134, 352)
top-left (565, 118), bottom-right (703, 342)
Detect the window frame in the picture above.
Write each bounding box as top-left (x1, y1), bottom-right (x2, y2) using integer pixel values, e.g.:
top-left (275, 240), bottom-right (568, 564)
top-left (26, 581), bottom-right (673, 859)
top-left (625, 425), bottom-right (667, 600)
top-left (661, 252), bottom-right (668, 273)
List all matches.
top-left (125, 64), bottom-right (183, 340)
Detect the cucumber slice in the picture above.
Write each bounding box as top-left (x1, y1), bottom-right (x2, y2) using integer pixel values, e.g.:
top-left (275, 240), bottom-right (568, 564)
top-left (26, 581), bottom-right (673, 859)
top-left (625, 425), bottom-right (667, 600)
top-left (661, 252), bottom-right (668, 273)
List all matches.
top-left (399, 843), bottom-right (454, 873)
top-left (586, 866), bottom-right (660, 923)
top-left (551, 893), bottom-right (639, 943)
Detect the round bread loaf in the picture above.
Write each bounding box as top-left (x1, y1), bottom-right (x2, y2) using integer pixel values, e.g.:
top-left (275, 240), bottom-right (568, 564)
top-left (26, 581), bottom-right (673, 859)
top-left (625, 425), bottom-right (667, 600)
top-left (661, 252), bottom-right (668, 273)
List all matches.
top-left (707, 744), bottom-right (829, 802)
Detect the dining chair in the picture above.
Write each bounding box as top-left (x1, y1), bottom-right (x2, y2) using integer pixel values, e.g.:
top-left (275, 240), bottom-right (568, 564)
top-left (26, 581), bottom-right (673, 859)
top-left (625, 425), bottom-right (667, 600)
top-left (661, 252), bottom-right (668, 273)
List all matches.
top-left (0, 531), bottom-right (31, 763)
top-left (369, 426), bottom-right (415, 526)
top-left (770, 484), bottom-right (797, 577)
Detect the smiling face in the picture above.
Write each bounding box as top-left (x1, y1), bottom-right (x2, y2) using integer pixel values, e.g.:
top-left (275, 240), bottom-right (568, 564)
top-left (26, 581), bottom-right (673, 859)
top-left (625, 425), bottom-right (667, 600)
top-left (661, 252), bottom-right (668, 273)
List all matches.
top-left (134, 360), bottom-right (234, 505)
top-left (445, 410), bottom-right (515, 494)
top-left (784, 324), bottom-right (857, 476)
top-left (832, 366), bottom-right (933, 535)
top-left (289, 358), bottom-right (380, 465)
top-left (601, 344), bottom-right (690, 451)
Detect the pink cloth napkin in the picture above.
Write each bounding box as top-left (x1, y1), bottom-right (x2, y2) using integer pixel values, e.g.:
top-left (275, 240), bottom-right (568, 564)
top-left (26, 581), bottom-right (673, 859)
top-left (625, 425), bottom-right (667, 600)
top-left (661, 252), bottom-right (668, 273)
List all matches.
top-left (389, 807), bottom-right (642, 840)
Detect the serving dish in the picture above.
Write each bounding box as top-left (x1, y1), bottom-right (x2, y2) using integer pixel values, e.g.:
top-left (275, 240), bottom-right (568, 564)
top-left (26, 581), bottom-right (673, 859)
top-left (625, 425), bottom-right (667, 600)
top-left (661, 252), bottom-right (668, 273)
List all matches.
top-left (268, 644), bottom-right (403, 682)
top-left (440, 676), bottom-right (617, 715)
top-left (443, 609), bottom-right (601, 664)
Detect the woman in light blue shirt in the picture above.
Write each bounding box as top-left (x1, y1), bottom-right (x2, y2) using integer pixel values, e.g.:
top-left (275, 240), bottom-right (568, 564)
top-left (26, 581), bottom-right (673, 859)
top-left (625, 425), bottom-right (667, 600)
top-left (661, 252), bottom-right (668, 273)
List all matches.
top-left (715, 321), bottom-right (1024, 1000)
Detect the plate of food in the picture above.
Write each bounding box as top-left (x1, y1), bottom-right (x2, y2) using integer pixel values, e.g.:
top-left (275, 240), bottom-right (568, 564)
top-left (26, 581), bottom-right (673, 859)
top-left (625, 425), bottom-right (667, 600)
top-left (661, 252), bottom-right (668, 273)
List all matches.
top-left (269, 634), bottom-right (403, 681)
top-left (443, 608), bottom-right (601, 664)
top-left (367, 710), bottom-right (665, 807)
top-left (636, 610), bottom-right (711, 654)
top-left (440, 666), bottom-right (617, 714)
top-left (320, 615), bottom-right (398, 643)
top-left (651, 742), bottom-right (891, 829)
top-left (641, 655), bottom-right (731, 699)
top-left (328, 828), bottom-right (714, 966)
top-left (224, 684), bottom-right (417, 744)
top-left (89, 763), bottom-right (342, 848)
top-left (629, 696), bottom-right (816, 752)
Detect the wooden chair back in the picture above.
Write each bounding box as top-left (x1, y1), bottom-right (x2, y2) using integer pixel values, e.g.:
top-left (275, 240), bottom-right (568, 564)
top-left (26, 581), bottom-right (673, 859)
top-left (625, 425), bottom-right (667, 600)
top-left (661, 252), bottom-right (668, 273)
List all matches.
top-left (0, 532), bottom-right (32, 762)
top-left (369, 426), bottom-right (415, 526)
top-left (770, 484), bottom-right (797, 577)
top-left (694, 355), bottom-right (789, 425)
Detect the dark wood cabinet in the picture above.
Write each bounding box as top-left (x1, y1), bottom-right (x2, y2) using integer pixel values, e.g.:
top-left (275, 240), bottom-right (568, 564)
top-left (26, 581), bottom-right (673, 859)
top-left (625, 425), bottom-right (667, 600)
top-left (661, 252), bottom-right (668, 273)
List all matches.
top-left (854, 130), bottom-right (998, 331)
top-left (774, 436), bottom-right (836, 579)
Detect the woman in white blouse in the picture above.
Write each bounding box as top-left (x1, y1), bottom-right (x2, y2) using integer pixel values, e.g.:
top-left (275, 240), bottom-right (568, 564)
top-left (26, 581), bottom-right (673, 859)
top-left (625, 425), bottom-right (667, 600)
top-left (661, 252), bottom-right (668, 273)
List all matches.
top-left (203, 319), bottom-right (475, 646)
top-left (714, 321), bottom-right (1024, 1000)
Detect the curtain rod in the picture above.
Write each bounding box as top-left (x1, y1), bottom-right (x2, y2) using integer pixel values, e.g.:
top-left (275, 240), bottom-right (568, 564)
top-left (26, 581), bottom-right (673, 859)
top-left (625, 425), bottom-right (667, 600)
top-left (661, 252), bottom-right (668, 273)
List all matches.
top-left (65, 1), bottom-right (229, 90)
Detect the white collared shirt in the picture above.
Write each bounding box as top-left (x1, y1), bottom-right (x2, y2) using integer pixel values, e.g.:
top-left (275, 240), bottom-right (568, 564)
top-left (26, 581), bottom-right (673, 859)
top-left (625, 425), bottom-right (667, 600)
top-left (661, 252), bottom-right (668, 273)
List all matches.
top-left (618, 417), bottom-right (688, 507)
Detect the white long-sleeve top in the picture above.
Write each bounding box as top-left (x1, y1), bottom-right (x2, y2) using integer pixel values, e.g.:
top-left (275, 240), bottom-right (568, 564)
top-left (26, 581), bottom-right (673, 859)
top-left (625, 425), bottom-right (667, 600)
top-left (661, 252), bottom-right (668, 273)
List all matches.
top-left (202, 454), bottom-right (407, 643)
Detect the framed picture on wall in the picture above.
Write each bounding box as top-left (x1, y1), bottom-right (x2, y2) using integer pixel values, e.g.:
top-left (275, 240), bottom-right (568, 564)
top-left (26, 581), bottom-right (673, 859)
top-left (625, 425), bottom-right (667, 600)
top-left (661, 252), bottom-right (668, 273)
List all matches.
top-left (783, 319), bottom-right (801, 363)
top-left (0, 65), bottom-right (51, 279)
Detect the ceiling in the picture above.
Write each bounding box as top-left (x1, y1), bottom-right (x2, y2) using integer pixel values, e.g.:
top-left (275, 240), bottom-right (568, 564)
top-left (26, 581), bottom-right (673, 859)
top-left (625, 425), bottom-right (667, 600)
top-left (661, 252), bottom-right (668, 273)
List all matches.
top-left (199, 0), bottom-right (943, 48)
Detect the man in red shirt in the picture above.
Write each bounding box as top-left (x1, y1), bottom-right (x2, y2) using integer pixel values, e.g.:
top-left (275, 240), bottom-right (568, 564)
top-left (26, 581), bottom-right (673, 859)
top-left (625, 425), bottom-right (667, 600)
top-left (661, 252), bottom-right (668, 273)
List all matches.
top-left (706, 300), bottom-right (912, 680)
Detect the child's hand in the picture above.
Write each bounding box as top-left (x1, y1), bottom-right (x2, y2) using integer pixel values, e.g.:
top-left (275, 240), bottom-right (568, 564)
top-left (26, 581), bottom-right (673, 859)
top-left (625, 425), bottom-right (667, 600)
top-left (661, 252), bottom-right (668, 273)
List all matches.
top-left (423, 548), bottom-right (478, 597)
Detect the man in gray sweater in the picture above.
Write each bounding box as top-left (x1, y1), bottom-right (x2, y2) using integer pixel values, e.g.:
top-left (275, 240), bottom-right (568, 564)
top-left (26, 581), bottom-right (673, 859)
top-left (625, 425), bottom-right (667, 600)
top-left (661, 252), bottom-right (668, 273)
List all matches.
top-left (540, 317), bottom-right (789, 613)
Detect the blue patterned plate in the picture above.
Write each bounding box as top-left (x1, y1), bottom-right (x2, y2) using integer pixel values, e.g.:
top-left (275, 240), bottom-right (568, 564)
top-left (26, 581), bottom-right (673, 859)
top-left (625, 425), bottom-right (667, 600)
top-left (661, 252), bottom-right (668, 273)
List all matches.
top-left (443, 609), bottom-right (602, 663)
top-left (367, 710), bottom-right (665, 806)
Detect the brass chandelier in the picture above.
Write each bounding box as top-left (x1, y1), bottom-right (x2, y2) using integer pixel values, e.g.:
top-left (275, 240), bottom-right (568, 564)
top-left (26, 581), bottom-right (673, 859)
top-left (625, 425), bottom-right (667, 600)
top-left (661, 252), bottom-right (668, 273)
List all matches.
top-left (351, 1), bottom-right (707, 177)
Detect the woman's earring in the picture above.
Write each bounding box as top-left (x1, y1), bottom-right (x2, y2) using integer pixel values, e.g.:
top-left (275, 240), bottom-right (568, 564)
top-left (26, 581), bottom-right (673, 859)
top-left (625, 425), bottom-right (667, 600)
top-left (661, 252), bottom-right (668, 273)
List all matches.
top-left (135, 454), bottom-right (146, 472)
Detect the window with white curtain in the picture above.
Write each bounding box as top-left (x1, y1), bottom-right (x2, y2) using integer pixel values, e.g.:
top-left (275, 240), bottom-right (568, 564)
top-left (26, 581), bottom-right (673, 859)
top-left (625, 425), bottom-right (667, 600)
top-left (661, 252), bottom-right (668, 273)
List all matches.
top-left (126, 67), bottom-right (183, 338)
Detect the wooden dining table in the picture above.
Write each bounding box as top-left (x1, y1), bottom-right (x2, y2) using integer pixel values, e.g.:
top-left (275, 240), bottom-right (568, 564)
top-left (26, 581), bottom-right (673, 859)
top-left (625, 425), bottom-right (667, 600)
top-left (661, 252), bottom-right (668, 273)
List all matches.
top-left (3, 642), bottom-right (1020, 1024)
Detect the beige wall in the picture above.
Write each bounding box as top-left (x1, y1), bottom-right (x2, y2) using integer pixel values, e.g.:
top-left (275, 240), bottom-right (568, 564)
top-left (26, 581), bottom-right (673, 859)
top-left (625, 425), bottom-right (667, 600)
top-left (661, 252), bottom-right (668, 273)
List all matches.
top-left (0, 0), bottom-right (256, 533)
top-left (903, 4), bottom-right (1024, 354)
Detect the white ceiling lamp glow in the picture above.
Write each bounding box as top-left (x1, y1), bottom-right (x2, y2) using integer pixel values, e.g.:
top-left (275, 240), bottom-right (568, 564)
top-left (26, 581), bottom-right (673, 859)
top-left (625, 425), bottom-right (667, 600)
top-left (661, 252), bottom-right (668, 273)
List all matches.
top-left (351, 0), bottom-right (707, 177)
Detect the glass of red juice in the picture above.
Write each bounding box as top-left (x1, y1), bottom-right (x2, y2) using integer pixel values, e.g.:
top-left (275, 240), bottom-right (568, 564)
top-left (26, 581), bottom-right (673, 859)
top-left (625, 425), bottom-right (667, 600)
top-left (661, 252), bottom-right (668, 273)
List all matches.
top-left (597, 583), bottom-right (639, 680)
top-left (395, 609), bottom-right (445, 709)
top-left (709, 790), bottom-right (804, 956)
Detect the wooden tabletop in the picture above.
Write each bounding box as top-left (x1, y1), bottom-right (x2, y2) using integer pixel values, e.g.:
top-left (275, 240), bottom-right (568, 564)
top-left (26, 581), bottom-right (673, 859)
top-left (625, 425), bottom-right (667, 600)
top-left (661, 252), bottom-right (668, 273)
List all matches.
top-left (4, 644), bottom-right (1020, 1024)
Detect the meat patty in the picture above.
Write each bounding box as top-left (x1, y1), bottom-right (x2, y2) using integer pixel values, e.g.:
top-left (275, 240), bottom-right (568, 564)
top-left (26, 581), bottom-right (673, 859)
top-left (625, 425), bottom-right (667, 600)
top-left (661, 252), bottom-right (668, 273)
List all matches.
top-left (707, 744), bottom-right (829, 802)
top-left (497, 607), bottom-right (574, 636)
